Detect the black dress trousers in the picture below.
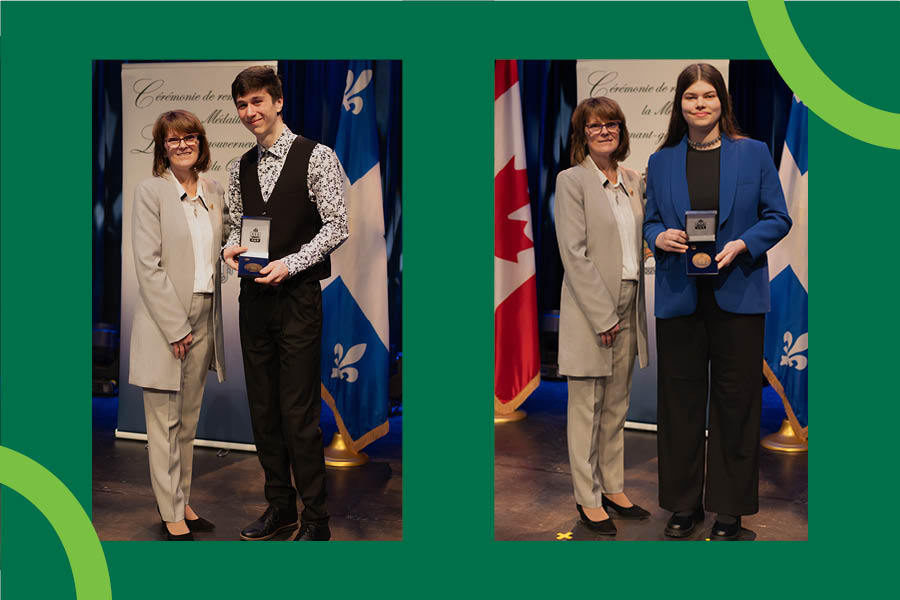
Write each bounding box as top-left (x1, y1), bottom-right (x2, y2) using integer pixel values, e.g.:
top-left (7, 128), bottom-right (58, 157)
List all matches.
top-left (239, 277), bottom-right (328, 522)
top-left (656, 280), bottom-right (764, 516)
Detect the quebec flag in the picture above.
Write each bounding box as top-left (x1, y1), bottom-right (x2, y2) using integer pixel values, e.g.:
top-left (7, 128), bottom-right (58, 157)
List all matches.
top-left (765, 96), bottom-right (808, 426)
top-left (320, 60), bottom-right (390, 452)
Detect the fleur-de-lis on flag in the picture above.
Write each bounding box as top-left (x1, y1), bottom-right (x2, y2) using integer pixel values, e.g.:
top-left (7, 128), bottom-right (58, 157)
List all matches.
top-left (780, 331), bottom-right (808, 370)
top-left (342, 69), bottom-right (373, 115)
top-left (331, 342), bottom-right (367, 382)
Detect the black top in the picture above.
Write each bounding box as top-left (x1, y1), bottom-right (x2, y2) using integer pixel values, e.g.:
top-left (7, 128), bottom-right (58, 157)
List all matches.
top-left (239, 136), bottom-right (331, 282)
top-left (686, 146), bottom-right (720, 212)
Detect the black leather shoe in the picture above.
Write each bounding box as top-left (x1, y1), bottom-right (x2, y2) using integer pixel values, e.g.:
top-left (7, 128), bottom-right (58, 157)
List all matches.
top-left (709, 517), bottom-right (741, 540)
top-left (294, 521), bottom-right (331, 541)
top-left (576, 504), bottom-right (616, 536)
top-left (185, 515), bottom-right (216, 532)
top-left (664, 508), bottom-right (705, 538)
top-left (160, 523), bottom-right (194, 541)
top-left (602, 496), bottom-right (651, 520)
top-left (240, 506), bottom-right (298, 541)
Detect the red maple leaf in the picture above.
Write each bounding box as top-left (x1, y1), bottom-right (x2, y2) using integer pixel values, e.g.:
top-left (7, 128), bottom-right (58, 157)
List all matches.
top-left (495, 157), bottom-right (533, 263)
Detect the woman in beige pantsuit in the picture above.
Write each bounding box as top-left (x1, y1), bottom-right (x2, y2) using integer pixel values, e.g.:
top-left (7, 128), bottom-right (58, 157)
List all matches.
top-left (129, 110), bottom-right (226, 540)
top-left (554, 97), bottom-right (650, 535)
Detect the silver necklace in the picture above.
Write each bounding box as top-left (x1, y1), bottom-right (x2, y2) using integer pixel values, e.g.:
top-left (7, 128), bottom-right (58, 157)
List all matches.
top-left (687, 135), bottom-right (721, 149)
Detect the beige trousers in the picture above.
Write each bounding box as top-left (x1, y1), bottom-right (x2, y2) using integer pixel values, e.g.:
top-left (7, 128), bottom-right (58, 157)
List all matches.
top-left (143, 293), bottom-right (214, 523)
top-left (567, 281), bottom-right (638, 508)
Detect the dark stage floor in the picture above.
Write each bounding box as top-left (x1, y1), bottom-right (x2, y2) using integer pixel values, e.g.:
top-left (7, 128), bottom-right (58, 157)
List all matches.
top-left (92, 396), bottom-right (402, 541)
top-left (495, 380), bottom-right (808, 541)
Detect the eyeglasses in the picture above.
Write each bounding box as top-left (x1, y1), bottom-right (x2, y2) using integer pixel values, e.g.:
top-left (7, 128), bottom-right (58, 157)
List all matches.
top-left (165, 134), bottom-right (200, 148)
top-left (586, 121), bottom-right (621, 134)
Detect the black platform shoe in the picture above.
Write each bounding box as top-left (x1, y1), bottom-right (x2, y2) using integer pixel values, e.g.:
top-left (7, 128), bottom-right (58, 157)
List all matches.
top-left (709, 517), bottom-right (742, 541)
top-left (576, 504), bottom-right (617, 536)
top-left (664, 507), bottom-right (705, 538)
top-left (602, 496), bottom-right (651, 520)
top-left (294, 521), bottom-right (331, 541)
top-left (240, 506), bottom-right (298, 541)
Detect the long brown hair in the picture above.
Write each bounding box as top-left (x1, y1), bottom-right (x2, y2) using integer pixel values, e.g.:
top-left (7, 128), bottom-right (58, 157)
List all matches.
top-left (151, 110), bottom-right (211, 177)
top-left (658, 63), bottom-right (743, 150)
top-left (569, 96), bottom-right (631, 166)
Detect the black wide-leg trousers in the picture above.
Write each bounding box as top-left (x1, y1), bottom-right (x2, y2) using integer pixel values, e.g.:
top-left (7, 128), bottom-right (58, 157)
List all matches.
top-left (656, 281), bottom-right (763, 516)
top-left (239, 277), bottom-right (328, 523)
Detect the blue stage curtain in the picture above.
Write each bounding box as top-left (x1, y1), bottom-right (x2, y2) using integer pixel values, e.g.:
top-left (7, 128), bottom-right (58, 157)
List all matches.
top-left (519, 60), bottom-right (576, 319)
top-left (92, 61), bottom-right (125, 329)
top-left (729, 60), bottom-right (794, 169)
top-left (93, 60), bottom-right (402, 355)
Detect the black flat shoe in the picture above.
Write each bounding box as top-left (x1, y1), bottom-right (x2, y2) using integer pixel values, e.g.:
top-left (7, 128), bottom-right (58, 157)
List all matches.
top-left (185, 515), bottom-right (216, 532)
top-left (160, 522), bottom-right (194, 541)
top-left (240, 506), bottom-right (298, 541)
top-left (294, 521), bottom-right (331, 541)
top-left (664, 507), bottom-right (705, 538)
top-left (602, 496), bottom-right (651, 520)
top-left (709, 517), bottom-right (741, 541)
top-left (576, 504), bottom-right (616, 536)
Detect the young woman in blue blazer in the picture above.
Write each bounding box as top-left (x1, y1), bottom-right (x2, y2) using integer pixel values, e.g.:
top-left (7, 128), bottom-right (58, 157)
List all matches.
top-left (643, 64), bottom-right (791, 540)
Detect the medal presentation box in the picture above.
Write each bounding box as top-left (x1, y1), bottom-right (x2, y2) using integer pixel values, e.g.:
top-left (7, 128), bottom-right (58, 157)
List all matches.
top-left (238, 216), bottom-right (271, 278)
top-left (685, 210), bottom-right (717, 276)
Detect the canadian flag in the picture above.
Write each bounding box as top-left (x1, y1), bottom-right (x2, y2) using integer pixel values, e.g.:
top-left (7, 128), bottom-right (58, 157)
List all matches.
top-left (494, 60), bottom-right (540, 414)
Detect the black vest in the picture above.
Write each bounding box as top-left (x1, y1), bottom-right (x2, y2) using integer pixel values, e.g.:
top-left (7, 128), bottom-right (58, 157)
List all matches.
top-left (239, 137), bottom-right (330, 281)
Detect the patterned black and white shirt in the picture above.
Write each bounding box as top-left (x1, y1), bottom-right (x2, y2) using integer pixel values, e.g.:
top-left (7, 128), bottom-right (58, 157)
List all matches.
top-left (224, 126), bottom-right (349, 277)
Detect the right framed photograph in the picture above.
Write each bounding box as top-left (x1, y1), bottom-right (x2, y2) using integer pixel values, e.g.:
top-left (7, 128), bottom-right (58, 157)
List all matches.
top-left (494, 59), bottom-right (807, 541)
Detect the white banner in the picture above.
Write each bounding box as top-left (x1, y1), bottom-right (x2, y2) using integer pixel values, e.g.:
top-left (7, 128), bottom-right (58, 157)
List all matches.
top-left (575, 60), bottom-right (729, 426)
top-left (119, 61), bottom-right (276, 445)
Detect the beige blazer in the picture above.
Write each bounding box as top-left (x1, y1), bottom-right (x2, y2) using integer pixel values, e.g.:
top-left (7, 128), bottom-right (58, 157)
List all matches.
top-left (128, 172), bottom-right (227, 391)
top-left (554, 158), bottom-right (649, 377)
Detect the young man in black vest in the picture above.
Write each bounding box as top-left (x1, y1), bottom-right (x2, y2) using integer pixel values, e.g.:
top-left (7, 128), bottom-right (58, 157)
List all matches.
top-left (223, 66), bottom-right (348, 542)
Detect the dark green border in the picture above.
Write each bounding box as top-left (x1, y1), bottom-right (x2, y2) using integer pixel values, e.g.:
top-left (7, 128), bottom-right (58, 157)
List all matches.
top-left (2, 2), bottom-right (898, 598)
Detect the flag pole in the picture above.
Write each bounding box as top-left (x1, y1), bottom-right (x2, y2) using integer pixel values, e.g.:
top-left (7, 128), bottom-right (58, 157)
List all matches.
top-left (761, 361), bottom-right (808, 453)
top-left (494, 410), bottom-right (527, 424)
top-left (324, 432), bottom-right (369, 468)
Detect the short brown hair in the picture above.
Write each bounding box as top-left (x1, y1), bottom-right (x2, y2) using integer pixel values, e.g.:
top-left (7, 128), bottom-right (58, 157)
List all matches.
top-left (569, 96), bottom-right (631, 166)
top-left (231, 66), bottom-right (283, 104)
top-left (151, 110), bottom-right (211, 177)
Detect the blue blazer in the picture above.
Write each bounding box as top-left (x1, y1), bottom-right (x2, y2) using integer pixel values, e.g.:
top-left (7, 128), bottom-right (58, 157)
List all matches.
top-left (643, 136), bottom-right (792, 318)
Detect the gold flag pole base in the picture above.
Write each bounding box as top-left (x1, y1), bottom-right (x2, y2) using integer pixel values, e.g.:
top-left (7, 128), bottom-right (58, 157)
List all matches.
top-left (324, 432), bottom-right (369, 468)
top-left (494, 410), bottom-right (527, 424)
top-left (761, 419), bottom-right (808, 453)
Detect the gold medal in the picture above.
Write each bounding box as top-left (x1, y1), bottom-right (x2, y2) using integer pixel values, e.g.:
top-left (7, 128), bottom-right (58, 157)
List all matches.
top-left (245, 263), bottom-right (262, 273)
top-left (692, 252), bottom-right (712, 269)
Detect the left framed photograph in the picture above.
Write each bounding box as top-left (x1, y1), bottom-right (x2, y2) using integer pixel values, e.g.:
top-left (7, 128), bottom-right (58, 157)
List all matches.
top-left (92, 60), bottom-right (402, 541)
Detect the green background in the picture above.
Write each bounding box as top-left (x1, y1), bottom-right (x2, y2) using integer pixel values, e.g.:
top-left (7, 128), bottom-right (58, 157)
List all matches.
top-left (1, 1), bottom-right (897, 597)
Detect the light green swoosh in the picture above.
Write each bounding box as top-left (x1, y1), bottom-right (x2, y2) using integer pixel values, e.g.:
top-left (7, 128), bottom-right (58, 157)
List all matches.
top-left (748, 0), bottom-right (900, 149)
top-left (0, 446), bottom-right (112, 599)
